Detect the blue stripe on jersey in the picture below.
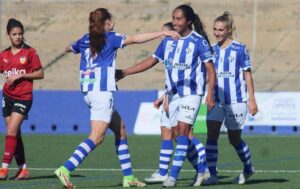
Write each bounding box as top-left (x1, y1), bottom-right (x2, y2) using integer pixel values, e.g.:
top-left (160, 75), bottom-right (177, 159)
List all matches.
top-left (190, 61), bottom-right (197, 95)
top-left (101, 67), bottom-right (107, 91)
top-left (235, 67), bottom-right (243, 103)
top-left (224, 49), bottom-right (231, 104)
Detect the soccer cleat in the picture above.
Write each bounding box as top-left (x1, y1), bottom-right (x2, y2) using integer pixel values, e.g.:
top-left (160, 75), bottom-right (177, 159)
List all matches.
top-left (191, 172), bottom-right (207, 186)
top-left (144, 170), bottom-right (168, 183)
top-left (162, 176), bottom-right (176, 188)
top-left (13, 168), bottom-right (30, 180)
top-left (232, 168), bottom-right (255, 185)
top-left (123, 176), bottom-right (146, 187)
top-left (0, 168), bottom-right (9, 180)
top-left (203, 174), bottom-right (219, 185)
top-left (54, 166), bottom-right (75, 189)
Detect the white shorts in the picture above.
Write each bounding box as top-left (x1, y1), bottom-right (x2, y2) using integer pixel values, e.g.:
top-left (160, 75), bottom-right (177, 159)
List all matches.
top-left (168, 94), bottom-right (202, 127)
top-left (206, 102), bottom-right (247, 130)
top-left (83, 91), bottom-right (114, 123)
top-left (160, 108), bottom-right (173, 128)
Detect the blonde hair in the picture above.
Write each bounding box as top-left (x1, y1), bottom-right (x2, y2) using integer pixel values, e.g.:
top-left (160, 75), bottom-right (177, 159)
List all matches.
top-left (214, 11), bottom-right (236, 38)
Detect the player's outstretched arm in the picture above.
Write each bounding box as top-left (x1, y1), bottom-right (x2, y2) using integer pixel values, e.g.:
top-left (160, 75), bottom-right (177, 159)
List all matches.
top-left (117, 56), bottom-right (159, 82)
top-left (124, 30), bottom-right (179, 46)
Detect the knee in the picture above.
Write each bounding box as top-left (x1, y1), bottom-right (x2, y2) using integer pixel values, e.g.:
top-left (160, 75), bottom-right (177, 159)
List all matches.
top-left (89, 133), bottom-right (105, 146)
top-left (229, 137), bottom-right (241, 147)
top-left (6, 127), bottom-right (18, 136)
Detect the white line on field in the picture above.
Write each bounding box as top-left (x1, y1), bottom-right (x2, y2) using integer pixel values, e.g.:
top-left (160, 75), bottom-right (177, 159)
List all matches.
top-left (9, 168), bottom-right (300, 173)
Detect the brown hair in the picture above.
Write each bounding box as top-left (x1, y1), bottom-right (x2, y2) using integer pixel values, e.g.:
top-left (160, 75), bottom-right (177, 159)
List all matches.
top-left (174, 4), bottom-right (212, 51)
top-left (89, 8), bottom-right (112, 56)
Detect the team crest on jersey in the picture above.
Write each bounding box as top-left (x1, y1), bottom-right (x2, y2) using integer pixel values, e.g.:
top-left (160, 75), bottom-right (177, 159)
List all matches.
top-left (202, 40), bottom-right (208, 47)
top-left (185, 48), bottom-right (192, 54)
top-left (20, 56), bottom-right (27, 64)
top-left (228, 56), bottom-right (235, 63)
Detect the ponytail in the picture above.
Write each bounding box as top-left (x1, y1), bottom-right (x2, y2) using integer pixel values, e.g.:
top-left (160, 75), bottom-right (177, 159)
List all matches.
top-left (193, 14), bottom-right (212, 50)
top-left (89, 8), bottom-right (112, 57)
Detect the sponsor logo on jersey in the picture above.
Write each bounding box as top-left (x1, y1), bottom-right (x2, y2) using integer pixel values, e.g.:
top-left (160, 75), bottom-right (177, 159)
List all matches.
top-left (217, 71), bottom-right (234, 78)
top-left (173, 62), bottom-right (191, 70)
top-left (4, 68), bottom-right (26, 77)
top-left (20, 56), bottom-right (27, 64)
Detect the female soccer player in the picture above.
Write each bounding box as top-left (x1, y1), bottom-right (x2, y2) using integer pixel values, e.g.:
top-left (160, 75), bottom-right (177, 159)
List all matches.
top-left (116, 5), bottom-right (216, 187)
top-left (53, 8), bottom-right (179, 189)
top-left (205, 11), bottom-right (258, 185)
top-left (144, 22), bottom-right (208, 187)
top-left (0, 18), bottom-right (44, 180)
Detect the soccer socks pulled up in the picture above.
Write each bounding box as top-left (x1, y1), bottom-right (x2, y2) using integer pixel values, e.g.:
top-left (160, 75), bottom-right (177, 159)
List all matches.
top-left (159, 140), bottom-right (173, 176)
top-left (2, 135), bottom-right (17, 168)
top-left (234, 140), bottom-right (253, 174)
top-left (15, 136), bottom-right (26, 169)
top-left (205, 139), bottom-right (218, 176)
top-left (186, 141), bottom-right (198, 171)
top-left (191, 137), bottom-right (207, 173)
top-left (169, 136), bottom-right (189, 180)
top-left (64, 138), bottom-right (96, 172)
top-left (115, 139), bottom-right (133, 176)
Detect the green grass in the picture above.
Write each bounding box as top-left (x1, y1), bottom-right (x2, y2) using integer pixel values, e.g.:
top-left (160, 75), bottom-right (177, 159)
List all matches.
top-left (0, 134), bottom-right (299, 189)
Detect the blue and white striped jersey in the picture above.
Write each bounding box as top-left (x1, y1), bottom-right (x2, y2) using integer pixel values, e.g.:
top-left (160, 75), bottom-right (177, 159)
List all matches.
top-left (153, 31), bottom-right (213, 96)
top-left (212, 40), bottom-right (251, 104)
top-left (71, 32), bottom-right (126, 92)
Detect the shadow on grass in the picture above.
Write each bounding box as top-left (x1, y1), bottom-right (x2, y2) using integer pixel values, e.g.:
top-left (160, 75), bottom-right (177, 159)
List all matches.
top-left (14, 174), bottom-right (85, 180)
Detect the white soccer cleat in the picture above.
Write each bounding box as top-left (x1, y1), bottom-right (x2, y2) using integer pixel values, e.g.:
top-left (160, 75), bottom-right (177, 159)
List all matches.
top-left (144, 170), bottom-right (168, 183)
top-left (192, 173), bottom-right (206, 186)
top-left (232, 169), bottom-right (255, 185)
top-left (162, 176), bottom-right (176, 188)
top-left (204, 174), bottom-right (219, 185)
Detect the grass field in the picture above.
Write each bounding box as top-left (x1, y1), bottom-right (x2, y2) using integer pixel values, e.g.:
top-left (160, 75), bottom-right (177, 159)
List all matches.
top-left (0, 134), bottom-right (299, 189)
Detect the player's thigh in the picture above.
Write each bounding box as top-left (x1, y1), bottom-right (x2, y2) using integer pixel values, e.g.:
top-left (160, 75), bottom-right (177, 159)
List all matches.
top-left (206, 102), bottom-right (224, 139)
top-left (177, 95), bottom-right (202, 125)
top-left (224, 103), bottom-right (247, 130)
top-left (168, 93), bottom-right (180, 127)
top-left (85, 91), bottom-right (114, 123)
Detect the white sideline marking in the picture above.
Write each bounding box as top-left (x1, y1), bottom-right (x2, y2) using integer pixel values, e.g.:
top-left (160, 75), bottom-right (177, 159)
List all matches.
top-left (10, 168), bottom-right (300, 173)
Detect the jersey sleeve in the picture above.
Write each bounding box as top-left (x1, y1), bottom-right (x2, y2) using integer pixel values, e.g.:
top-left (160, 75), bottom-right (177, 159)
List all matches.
top-left (239, 45), bottom-right (252, 70)
top-left (29, 48), bottom-right (43, 71)
top-left (197, 38), bottom-right (213, 63)
top-left (70, 38), bottom-right (82, 54)
top-left (153, 40), bottom-right (165, 62)
top-left (109, 32), bottom-right (127, 49)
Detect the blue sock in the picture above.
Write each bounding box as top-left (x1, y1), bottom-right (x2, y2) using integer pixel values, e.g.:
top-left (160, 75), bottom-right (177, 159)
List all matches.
top-left (115, 139), bottom-right (133, 176)
top-left (159, 140), bottom-right (173, 176)
top-left (205, 139), bottom-right (218, 176)
top-left (234, 140), bottom-right (253, 174)
top-left (169, 136), bottom-right (189, 180)
top-left (191, 137), bottom-right (207, 173)
top-left (64, 138), bottom-right (96, 171)
top-left (186, 141), bottom-right (198, 171)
